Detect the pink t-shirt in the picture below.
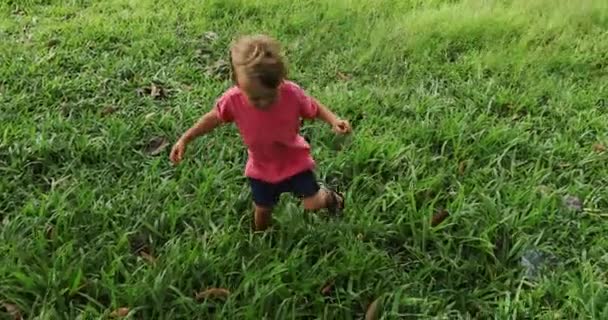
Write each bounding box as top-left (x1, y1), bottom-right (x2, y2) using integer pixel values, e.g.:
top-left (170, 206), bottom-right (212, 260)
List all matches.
top-left (215, 81), bottom-right (320, 183)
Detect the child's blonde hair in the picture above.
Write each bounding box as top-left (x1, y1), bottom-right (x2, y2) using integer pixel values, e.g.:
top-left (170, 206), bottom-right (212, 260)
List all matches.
top-left (230, 34), bottom-right (287, 89)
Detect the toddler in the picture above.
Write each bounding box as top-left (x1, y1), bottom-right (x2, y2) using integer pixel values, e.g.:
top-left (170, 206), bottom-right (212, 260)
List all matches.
top-left (170, 34), bottom-right (351, 231)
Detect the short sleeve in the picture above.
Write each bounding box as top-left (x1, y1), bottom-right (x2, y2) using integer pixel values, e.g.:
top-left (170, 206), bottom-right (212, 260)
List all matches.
top-left (215, 92), bottom-right (235, 123)
top-left (288, 81), bottom-right (319, 119)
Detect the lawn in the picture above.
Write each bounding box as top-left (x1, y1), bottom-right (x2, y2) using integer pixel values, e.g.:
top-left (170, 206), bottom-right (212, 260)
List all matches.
top-left (1, 0), bottom-right (608, 318)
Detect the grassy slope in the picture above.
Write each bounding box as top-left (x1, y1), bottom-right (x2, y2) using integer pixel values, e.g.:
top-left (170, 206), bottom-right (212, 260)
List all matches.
top-left (1, 0), bottom-right (607, 318)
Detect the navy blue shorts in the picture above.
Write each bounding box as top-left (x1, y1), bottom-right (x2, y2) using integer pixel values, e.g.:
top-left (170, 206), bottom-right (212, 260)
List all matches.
top-left (249, 170), bottom-right (320, 207)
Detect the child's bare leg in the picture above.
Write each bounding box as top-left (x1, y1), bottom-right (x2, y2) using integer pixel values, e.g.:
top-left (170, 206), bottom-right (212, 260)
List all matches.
top-left (254, 205), bottom-right (272, 231)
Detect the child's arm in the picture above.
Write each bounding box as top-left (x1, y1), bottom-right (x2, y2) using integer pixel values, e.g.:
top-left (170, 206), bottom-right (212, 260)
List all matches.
top-left (315, 102), bottom-right (352, 134)
top-left (170, 109), bottom-right (222, 164)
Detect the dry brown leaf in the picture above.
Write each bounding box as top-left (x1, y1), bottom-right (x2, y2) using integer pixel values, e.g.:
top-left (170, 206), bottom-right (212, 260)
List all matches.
top-left (195, 288), bottom-right (230, 301)
top-left (1, 302), bottom-right (22, 320)
top-left (144, 112), bottom-right (156, 121)
top-left (593, 143), bottom-right (606, 153)
top-left (139, 251), bottom-right (156, 264)
top-left (101, 106), bottom-right (118, 116)
top-left (12, 8), bottom-right (26, 16)
top-left (205, 59), bottom-right (230, 79)
top-left (195, 48), bottom-right (213, 59)
top-left (150, 84), bottom-right (162, 99)
top-left (431, 208), bottom-right (449, 227)
top-left (46, 38), bottom-right (60, 47)
top-left (336, 71), bottom-right (350, 81)
top-left (536, 185), bottom-right (552, 196)
top-left (458, 161), bottom-right (467, 175)
top-left (365, 298), bottom-right (381, 320)
top-left (320, 279), bottom-right (334, 296)
top-left (45, 224), bottom-right (54, 239)
top-left (110, 307), bottom-right (130, 317)
top-left (136, 84), bottom-right (168, 100)
top-left (145, 137), bottom-right (169, 156)
top-left (202, 31), bottom-right (218, 42)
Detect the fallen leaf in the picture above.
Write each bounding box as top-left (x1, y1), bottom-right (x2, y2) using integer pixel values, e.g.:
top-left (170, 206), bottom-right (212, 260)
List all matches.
top-left (150, 84), bottom-right (162, 99)
top-left (110, 307), bottom-right (130, 317)
top-left (195, 47), bottom-right (213, 59)
top-left (562, 195), bottom-right (583, 212)
top-left (145, 137), bottom-right (169, 156)
top-left (63, 13), bottom-right (76, 20)
top-left (365, 297), bottom-right (382, 320)
top-left (144, 112), bottom-right (156, 121)
top-left (12, 8), bottom-right (26, 16)
top-left (592, 143), bottom-right (606, 153)
top-left (320, 279), bottom-right (334, 296)
top-left (458, 161), bottom-right (466, 175)
top-left (195, 288), bottom-right (230, 301)
top-left (46, 38), bottom-right (60, 47)
top-left (45, 224), bottom-right (54, 239)
top-left (536, 185), bottom-right (552, 196)
top-left (1, 302), bottom-right (22, 320)
top-left (336, 71), bottom-right (350, 81)
top-left (205, 59), bottom-right (230, 79)
top-left (139, 251), bottom-right (156, 264)
top-left (136, 83), bottom-right (168, 100)
top-left (101, 106), bottom-right (118, 116)
top-left (202, 31), bottom-right (218, 42)
top-left (431, 208), bottom-right (449, 227)
top-left (127, 232), bottom-right (156, 264)
top-left (128, 232), bottom-right (150, 255)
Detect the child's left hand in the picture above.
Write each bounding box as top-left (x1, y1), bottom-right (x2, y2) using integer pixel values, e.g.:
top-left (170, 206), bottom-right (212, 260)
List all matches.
top-left (332, 119), bottom-right (352, 135)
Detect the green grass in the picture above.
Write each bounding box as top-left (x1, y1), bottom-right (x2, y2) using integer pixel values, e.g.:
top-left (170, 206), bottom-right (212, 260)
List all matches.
top-left (1, 0), bottom-right (608, 318)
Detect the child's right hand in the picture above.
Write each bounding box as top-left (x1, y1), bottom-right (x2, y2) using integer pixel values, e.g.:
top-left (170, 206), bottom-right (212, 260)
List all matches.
top-left (170, 139), bottom-right (186, 164)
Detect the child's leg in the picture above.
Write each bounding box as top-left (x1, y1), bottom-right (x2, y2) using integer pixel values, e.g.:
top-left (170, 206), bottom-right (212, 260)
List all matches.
top-left (254, 205), bottom-right (272, 231)
top-left (249, 178), bottom-right (280, 231)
